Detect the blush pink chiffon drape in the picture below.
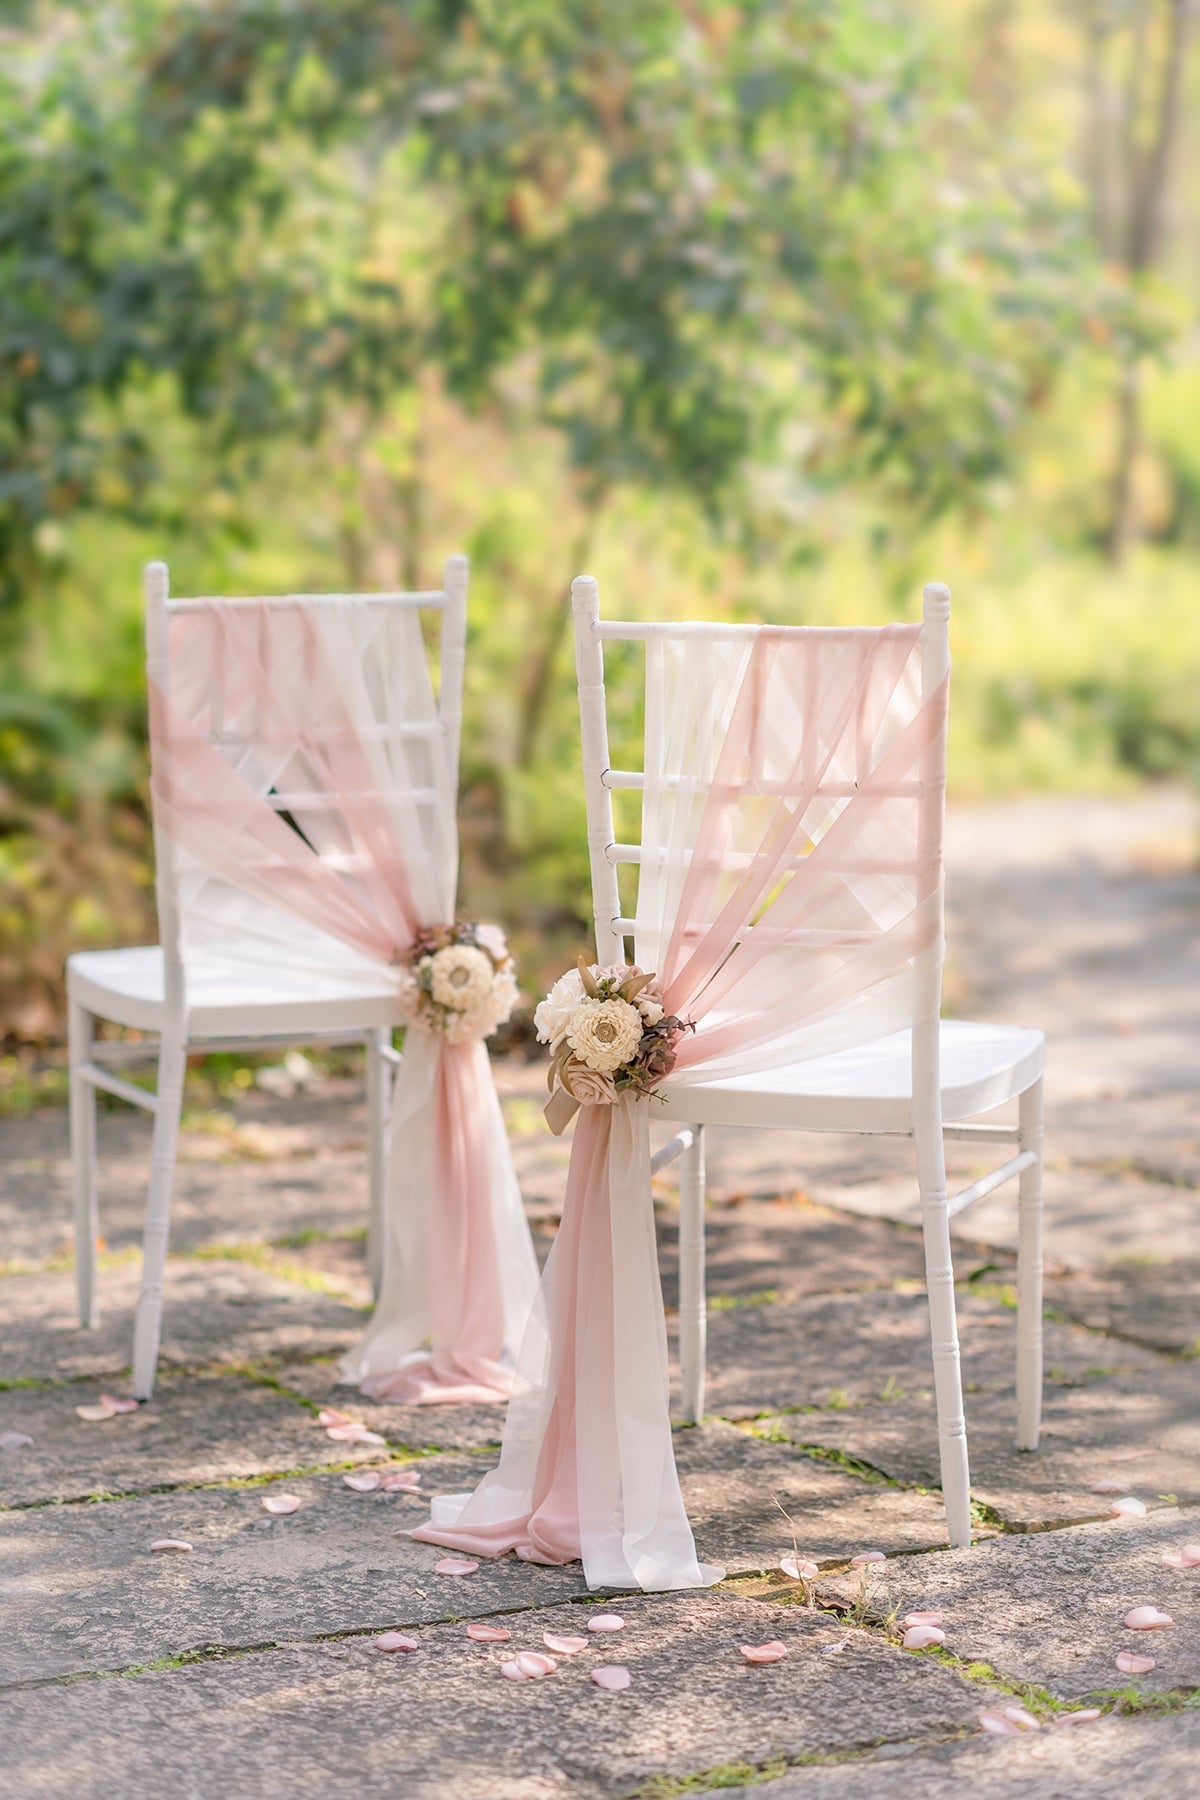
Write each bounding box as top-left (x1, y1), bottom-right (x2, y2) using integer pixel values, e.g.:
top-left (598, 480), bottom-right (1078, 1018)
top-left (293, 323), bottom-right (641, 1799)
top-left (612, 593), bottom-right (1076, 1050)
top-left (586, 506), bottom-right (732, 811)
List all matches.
top-left (411, 623), bottom-right (946, 1588)
top-left (148, 599), bottom-right (538, 1404)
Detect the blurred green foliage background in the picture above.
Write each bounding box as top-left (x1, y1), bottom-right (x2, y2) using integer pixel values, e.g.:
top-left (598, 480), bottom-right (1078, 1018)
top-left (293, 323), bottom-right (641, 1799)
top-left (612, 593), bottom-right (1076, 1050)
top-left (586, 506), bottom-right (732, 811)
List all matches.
top-left (1, 0), bottom-right (1197, 1047)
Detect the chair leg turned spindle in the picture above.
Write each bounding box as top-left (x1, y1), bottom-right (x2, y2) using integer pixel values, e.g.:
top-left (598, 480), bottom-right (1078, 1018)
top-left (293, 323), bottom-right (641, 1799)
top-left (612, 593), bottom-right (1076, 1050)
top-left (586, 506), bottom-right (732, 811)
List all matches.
top-left (68, 997), bottom-right (100, 1330)
top-left (131, 1031), bottom-right (187, 1401)
top-left (917, 1109), bottom-right (972, 1549)
top-left (678, 1125), bottom-right (707, 1424)
top-left (366, 1027), bottom-right (391, 1305)
top-left (1016, 1076), bottom-right (1044, 1451)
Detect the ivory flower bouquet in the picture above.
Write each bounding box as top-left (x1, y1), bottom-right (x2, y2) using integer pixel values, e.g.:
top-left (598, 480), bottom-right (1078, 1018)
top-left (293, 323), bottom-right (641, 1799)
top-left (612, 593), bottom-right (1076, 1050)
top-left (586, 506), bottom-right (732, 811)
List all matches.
top-left (535, 959), bottom-right (691, 1131)
top-left (398, 922), bottom-right (519, 1045)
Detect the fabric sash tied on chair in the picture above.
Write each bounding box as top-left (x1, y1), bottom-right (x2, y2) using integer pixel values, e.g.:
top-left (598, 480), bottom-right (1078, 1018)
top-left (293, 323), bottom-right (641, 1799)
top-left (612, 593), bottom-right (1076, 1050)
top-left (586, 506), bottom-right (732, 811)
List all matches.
top-left (412, 623), bottom-right (946, 1587)
top-left (148, 598), bottom-right (539, 1405)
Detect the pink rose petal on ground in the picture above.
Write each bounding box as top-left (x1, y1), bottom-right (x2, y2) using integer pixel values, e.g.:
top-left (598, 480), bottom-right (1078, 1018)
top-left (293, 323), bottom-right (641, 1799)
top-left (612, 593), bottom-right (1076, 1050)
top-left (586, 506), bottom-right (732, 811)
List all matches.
top-left (434, 1557), bottom-right (479, 1576)
top-left (1181, 1545), bottom-right (1200, 1568)
top-left (75, 1404), bottom-right (117, 1422)
top-left (543, 1633), bottom-right (588, 1655)
top-left (381, 1472), bottom-right (422, 1492)
top-left (1055, 1710), bottom-right (1102, 1726)
top-left (501, 1652), bottom-right (556, 1680)
top-left (261, 1493), bottom-right (302, 1515)
top-left (375, 1632), bottom-right (419, 1652)
top-left (149, 1539), bottom-right (193, 1553)
top-left (1162, 1550), bottom-right (1187, 1569)
top-left (850, 1551), bottom-right (887, 1566)
top-left (1116, 1651), bottom-right (1156, 1674)
top-left (903, 1611), bottom-right (945, 1628)
top-left (902, 1625), bottom-right (946, 1649)
top-left (587, 1615), bottom-right (625, 1634)
top-left (1110, 1497), bottom-right (1147, 1519)
top-left (591, 1666), bottom-right (632, 1691)
top-left (979, 1712), bottom-right (1022, 1735)
top-left (99, 1394), bottom-right (139, 1414)
top-left (740, 1641), bottom-right (788, 1663)
top-left (343, 1471), bottom-right (382, 1492)
top-left (780, 1557), bottom-right (819, 1580)
top-left (318, 1408), bottom-right (357, 1428)
top-left (1123, 1606), bottom-right (1172, 1630)
top-left (327, 1426), bottom-right (388, 1447)
top-left (0, 1432), bottom-right (33, 1451)
top-left (1090, 1479), bottom-right (1131, 1494)
top-left (466, 1623), bottom-right (511, 1643)
top-left (1001, 1705), bottom-right (1041, 1732)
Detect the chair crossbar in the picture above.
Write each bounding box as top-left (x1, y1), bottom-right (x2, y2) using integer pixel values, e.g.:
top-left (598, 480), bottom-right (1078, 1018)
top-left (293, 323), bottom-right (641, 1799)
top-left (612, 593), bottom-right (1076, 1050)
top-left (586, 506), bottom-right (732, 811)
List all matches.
top-left (945, 1150), bottom-right (1037, 1219)
top-left (594, 619), bottom-right (899, 644)
top-left (78, 1061), bottom-right (160, 1113)
top-left (610, 916), bottom-right (879, 946)
top-left (210, 722), bottom-right (443, 746)
top-left (89, 1029), bottom-right (380, 1065)
top-left (649, 1127), bottom-right (696, 1175)
top-left (262, 790), bottom-right (438, 810)
top-left (943, 1121), bottom-right (1021, 1143)
top-left (601, 770), bottom-right (925, 799)
top-left (606, 842), bottom-right (916, 877)
top-left (166, 591), bottom-right (446, 615)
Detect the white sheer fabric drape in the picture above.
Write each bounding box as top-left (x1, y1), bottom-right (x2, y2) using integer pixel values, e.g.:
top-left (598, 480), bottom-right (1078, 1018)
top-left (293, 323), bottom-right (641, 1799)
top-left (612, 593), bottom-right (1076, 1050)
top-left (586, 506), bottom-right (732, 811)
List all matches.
top-left (151, 598), bottom-right (538, 1398)
top-left (412, 624), bottom-right (943, 1586)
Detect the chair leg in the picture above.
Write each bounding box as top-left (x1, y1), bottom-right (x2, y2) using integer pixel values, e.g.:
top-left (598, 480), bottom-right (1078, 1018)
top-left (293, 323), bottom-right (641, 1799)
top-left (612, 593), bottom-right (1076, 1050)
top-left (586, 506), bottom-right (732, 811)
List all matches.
top-left (678, 1124), bottom-right (707, 1424)
top-left (365, 1027), bottom-right (391, 1304)
top-left (67, 997), bottom-right (100, 1329)
top-left (915, 1121), bottom-right (972, 1549)
top-left (131, 1030), bottom-right (187, 1401)
top-left (1016, 1075), bottom-right (1044, 1451)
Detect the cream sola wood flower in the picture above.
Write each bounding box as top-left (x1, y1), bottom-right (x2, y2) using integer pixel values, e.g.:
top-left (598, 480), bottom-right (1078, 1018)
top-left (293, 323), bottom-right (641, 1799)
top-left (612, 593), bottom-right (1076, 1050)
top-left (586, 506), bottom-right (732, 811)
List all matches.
top-left (429, 944), bottom-right (495, 1011)
top-left (567, 997), bottom-right (645, 1071)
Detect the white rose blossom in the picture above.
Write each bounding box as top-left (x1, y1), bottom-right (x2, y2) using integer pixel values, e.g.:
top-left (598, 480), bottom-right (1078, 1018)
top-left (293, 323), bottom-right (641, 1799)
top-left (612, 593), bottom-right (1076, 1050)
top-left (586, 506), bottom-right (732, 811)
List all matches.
top-left (429, 944), bottom-right (496, 1011)
top-left (567, 997), bottom-right (645, 1072)
top-left (533, 968), bottom-right (585, 1048)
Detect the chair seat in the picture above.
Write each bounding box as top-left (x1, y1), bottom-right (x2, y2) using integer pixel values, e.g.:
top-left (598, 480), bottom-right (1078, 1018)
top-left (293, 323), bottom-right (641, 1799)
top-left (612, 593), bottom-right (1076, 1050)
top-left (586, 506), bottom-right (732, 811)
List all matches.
top-left (67, 944), bottom-right (406, 1037)
top-left (658, 1020), bottom-right (1044, 1134)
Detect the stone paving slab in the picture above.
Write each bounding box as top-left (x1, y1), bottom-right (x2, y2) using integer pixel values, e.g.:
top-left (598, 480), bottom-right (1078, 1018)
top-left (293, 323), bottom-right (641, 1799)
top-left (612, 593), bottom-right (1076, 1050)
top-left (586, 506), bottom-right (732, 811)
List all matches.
top-left (761, 1358), bottom-right (1200, 1530)
top-left (0, 1459), bottom-right (584, 1686)
top-left (825, 1508), bottom-right (1200, 1703)
top-left (0, 1082), bottom-right (376, 1266)
top-left (274, 1358), bottom-right (509, 1454)
top-left (0, 1257), bottom-right (367, 1384)
top-left (655, 1196), bottom-right (936, 1310)
top-left (673, 1423), bottom-right (958, 1566)
top-left (825, 1158), bottom-right (1200, 1272)
top-left (0, 1424), bottom-right (958, 1687)
top-left (697, 1284), bottom-right (1158, 1421)
top-left (0, 1593), bottom-right (990, 1800)
top-left (0, 1373), bottom-right (392, 1507)
top-left (721, 1710), bottom-right (1200, 1800)
top-left (1046, 1257), bottom-right (1200, 1356)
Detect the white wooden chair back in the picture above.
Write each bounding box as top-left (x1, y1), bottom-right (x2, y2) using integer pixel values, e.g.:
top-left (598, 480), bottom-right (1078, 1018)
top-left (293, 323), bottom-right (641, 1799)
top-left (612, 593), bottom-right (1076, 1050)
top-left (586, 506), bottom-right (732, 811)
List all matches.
top-left (571, 577), bottom-right (951, 1108)
top-left (143, 559), bottom-right (468, 1015)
